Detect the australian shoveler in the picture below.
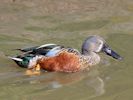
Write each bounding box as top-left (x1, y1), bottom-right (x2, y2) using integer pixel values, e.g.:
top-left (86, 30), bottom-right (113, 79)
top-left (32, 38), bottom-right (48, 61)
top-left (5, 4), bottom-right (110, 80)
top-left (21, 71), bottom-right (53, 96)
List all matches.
top-left (9, 35), bottom-right (122, 74)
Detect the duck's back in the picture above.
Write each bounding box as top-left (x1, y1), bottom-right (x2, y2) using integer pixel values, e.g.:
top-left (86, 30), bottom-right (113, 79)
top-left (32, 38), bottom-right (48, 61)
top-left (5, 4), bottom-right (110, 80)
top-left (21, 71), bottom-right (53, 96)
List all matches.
top-left (38, 51), bottom-right (81, 72)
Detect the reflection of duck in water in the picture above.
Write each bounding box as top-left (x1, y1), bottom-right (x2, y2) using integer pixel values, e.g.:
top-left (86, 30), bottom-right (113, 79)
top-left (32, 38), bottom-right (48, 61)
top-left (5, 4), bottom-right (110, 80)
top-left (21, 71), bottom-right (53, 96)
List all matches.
top-left (9, 35), bottom-right (122, 74)
top-left (25, 70), bottom-right (105, 98)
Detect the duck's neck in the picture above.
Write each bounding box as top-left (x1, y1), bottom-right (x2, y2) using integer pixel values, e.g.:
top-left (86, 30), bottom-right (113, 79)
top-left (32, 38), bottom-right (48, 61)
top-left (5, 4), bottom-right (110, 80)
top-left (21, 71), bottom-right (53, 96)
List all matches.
top-left (81, 38), bottom-right (91, 55)
top-left (82, 50), bottom-right (101, 66)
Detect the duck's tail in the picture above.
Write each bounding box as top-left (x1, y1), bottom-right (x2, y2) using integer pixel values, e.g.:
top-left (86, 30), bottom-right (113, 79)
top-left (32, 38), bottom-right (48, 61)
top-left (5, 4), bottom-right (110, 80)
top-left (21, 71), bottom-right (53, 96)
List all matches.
top-left (8, 56), bottom-right (23, 62)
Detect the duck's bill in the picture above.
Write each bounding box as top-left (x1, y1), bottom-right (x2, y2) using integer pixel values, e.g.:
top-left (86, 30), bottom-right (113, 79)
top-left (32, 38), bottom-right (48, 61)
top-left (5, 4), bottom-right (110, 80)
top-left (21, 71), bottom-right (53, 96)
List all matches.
top-left (102, 44), bottom-right (122, 60)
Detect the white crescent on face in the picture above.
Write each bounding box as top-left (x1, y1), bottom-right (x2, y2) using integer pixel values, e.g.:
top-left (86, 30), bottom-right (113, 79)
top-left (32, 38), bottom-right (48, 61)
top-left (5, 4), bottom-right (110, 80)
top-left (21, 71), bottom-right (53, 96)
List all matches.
top-left (95, 40), bottom-right (104, 52)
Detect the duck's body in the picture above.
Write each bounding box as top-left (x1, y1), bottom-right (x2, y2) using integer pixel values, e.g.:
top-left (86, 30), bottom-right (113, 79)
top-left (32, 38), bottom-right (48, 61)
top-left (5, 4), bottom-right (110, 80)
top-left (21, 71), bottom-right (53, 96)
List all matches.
top-left (9, 35), bottom-right (122, 73)
top-left (38, 51), bottom-right (81, 72)
top-left (38, 51), bottom-right (101, 72)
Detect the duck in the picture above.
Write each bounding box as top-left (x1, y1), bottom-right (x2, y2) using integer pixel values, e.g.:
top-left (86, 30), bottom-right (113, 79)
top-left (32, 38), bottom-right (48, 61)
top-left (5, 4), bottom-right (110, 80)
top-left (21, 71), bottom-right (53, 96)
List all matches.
top-left (9, 35), bottom-right (122, 74)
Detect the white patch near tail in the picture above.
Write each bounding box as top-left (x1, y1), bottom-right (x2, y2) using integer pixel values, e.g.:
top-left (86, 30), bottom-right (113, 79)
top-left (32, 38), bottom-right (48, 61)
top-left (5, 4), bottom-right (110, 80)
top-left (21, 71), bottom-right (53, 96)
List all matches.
top-left (95, 40), bottom-right (104, 52)
top-left (28, 55), bottom-right (44, 69)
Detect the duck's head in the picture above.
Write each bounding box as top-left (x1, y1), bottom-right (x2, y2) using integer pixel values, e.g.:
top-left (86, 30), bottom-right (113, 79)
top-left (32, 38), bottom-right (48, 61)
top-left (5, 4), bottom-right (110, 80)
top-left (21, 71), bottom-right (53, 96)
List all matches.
top-left (82, 35), bottom-right (122, 60)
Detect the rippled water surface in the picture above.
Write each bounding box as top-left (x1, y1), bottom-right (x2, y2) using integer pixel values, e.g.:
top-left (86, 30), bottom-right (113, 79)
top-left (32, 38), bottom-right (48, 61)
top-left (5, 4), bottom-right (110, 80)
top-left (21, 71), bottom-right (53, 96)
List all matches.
top-left (0, 0), bottom-right (133, 100)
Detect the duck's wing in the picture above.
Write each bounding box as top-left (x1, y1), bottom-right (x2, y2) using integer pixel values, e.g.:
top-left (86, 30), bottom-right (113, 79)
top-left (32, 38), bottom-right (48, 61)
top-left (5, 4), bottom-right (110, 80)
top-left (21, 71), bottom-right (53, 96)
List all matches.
top-left (33, 44), bottom-right (63, 55)
top-left (15, 44), bottom-right (62, 55)
top-left (45, 45), bottom-right (81, 57)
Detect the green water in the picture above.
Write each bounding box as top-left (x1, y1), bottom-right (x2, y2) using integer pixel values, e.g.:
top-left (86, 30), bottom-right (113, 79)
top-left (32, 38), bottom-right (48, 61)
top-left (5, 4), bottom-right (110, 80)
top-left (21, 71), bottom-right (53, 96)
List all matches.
top-left (0, 0), bottom-right (133, 100)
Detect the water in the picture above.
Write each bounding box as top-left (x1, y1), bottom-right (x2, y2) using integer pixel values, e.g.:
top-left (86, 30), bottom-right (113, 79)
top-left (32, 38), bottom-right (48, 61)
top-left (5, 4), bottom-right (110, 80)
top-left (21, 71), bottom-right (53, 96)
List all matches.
top-left (0, 0), bottom-right (133, 100)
